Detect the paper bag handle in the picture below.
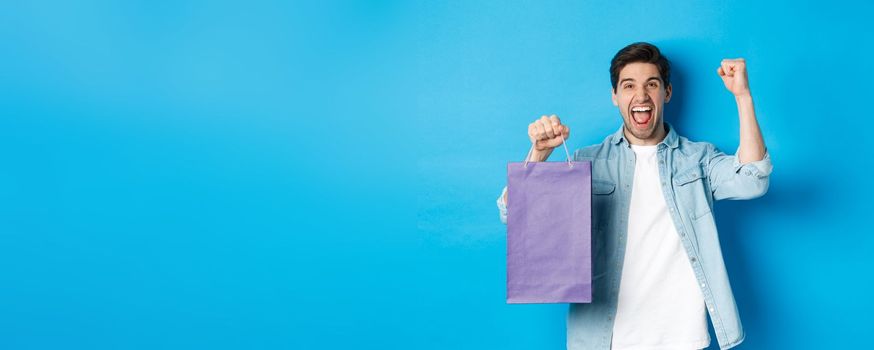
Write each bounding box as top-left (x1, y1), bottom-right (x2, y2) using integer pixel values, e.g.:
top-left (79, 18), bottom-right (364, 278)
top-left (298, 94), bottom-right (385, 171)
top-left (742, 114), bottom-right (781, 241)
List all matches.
top-left (524, 137), bottom-right (573, 168)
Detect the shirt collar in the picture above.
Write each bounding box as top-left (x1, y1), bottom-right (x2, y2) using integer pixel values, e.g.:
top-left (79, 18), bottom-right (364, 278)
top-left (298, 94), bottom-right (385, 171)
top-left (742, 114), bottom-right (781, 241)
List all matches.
top-left (610, 122), bottom-right (679, 149)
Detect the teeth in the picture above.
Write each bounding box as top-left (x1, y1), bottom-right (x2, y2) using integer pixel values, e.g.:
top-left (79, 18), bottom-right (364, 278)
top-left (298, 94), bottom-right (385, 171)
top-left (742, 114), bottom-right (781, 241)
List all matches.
top-left (632, 106), bottom-right (652, 112)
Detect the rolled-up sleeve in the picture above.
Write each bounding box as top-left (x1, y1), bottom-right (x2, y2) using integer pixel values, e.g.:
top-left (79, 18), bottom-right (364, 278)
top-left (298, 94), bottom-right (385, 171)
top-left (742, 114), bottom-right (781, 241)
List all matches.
top-left (496, 186), bottom-right (508, 224)
top-left (707, 145), bottom-right (773, 200)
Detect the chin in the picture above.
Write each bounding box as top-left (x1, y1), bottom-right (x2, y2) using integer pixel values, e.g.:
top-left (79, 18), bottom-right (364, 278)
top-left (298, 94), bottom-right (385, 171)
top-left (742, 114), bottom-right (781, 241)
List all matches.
top-left (625, 121), bottom-right (656, 135)
top-left (624, 118), bottom-right (660, 140)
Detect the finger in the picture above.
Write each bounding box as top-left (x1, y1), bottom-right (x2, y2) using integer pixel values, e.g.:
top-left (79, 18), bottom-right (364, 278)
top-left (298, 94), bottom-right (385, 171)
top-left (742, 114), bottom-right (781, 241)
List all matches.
top-left (549, 114), bottom-right (562, 125)
top-left (561, 125), bottom-right (570, 140)
top-left (529, 121), bottom-right (542, 141)
top-left (721, 62), bottom-right (734, 77)
top-left (717, 66), bottom-right (725, 76)
top-left (553, 124), bottom-right (563, 140)
top-left (534, 120), bottom-right (547, 140)
top-left (534, 115), bottom-right (546, 140)
top-left (541, 120), bottom-right (555, 139)
top-left (549, 115), bottom-right (562, 138)
top-left (732, 59), bottom-right (746, 73)
top-left (540, 116), bottom-right (555, 139)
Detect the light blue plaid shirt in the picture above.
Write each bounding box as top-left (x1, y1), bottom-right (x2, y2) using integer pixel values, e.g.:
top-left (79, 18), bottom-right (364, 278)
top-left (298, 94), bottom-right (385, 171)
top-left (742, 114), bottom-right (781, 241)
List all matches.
top-left (497, 123), bottom-right (772, 350)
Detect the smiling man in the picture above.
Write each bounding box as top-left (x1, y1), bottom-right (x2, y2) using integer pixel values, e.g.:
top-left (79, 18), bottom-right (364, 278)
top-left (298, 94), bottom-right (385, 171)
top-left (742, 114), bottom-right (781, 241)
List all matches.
top-left (496, 42), bottom-right (772, 350)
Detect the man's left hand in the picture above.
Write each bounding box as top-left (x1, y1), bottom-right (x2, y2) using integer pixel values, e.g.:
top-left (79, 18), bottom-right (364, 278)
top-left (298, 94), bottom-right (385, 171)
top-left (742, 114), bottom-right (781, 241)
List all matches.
top-left (717, 58), bottom-right (751, 97)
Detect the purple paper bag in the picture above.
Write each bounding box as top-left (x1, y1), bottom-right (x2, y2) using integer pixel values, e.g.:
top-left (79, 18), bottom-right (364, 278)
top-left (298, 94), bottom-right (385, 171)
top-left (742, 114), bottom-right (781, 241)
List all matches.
top-left (506, 160), bottom-right (592, 304)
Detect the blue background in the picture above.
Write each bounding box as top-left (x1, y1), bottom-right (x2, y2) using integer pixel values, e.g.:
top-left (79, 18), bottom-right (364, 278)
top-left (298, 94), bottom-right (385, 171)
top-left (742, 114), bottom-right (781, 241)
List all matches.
top-left (1, 1), bottom-right (870, 349)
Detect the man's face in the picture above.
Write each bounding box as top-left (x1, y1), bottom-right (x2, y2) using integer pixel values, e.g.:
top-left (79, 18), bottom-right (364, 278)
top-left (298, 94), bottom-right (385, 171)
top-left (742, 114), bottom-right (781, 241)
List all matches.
top-left (611, 62), bottom-right (672, 145)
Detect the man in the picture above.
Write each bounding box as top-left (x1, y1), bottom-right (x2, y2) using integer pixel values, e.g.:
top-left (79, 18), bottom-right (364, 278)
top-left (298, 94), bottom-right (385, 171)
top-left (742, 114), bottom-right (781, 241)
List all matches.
top-left (496, 42), bottom-right (771, 350)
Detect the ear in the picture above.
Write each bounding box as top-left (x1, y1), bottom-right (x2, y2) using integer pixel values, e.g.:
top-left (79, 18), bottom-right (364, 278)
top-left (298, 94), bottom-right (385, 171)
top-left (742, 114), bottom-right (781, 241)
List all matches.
top-left (611, 88), bottom-right (618, 106)
top-left (664, 83), bottom-right (672, 103)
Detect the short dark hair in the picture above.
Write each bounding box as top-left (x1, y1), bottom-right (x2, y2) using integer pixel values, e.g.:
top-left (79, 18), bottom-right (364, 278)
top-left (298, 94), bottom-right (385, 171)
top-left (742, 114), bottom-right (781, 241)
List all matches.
top-left (610, 42), bottom-right (671, 92)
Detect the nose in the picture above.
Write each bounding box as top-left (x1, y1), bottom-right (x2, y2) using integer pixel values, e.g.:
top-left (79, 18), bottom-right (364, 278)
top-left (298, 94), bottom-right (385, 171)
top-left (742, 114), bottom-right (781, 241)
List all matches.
top-left (633, 86), bottom-right (651, 103)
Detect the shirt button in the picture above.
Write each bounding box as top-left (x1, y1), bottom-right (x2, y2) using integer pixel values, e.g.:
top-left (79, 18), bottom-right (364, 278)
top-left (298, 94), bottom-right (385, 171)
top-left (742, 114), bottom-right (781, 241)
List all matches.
top-left (701, 283), bottom-right (706, 287)
top-left (709, 307), bottom-right (715, 312)
top-left (690, 257), bottom-right (697, 262)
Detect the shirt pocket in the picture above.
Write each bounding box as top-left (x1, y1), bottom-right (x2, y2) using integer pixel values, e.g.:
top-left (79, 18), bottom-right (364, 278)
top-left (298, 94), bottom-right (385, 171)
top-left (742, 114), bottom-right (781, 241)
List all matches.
top-left (672, 165), bottom-right (712, 220)
top-left (592, 180), bottom-right (615, 195)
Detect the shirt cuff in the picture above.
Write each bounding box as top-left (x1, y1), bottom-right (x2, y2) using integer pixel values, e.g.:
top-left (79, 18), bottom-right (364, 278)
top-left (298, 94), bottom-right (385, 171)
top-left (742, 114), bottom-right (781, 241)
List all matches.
top-left (733, 150), bottom-right (773, 178)
top-left (496, 186), bottom-right (508, 224)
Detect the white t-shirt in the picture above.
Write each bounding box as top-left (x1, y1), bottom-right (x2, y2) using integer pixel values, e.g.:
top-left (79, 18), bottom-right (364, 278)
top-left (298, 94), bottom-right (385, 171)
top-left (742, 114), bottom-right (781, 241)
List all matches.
top-left (610, 144), bottom-right (711, 350)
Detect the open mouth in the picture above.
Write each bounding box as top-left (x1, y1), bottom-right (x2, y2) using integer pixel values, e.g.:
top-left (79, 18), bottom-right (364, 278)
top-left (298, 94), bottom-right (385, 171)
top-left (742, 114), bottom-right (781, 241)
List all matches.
top-left (630, 105), bottom-right (653, 127)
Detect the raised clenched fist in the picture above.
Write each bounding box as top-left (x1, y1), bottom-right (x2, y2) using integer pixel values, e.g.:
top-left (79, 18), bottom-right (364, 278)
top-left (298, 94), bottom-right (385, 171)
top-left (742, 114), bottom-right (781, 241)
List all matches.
top-left (717, 58), bottom-right (751, 97)
top-left (528, 115), bottom-right (570, 152)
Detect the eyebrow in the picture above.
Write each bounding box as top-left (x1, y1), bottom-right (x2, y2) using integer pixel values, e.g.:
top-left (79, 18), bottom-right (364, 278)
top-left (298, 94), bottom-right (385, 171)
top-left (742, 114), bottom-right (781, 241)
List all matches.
top-left (619, 76), bottom-right (663, 84)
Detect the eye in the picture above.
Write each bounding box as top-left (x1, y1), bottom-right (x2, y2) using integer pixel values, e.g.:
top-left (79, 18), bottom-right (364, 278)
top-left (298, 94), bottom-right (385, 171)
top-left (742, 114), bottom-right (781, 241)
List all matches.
top-left (647, 82), bottom-right (658, 88)
top-left (623, 84), bottom-right (633, 89)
